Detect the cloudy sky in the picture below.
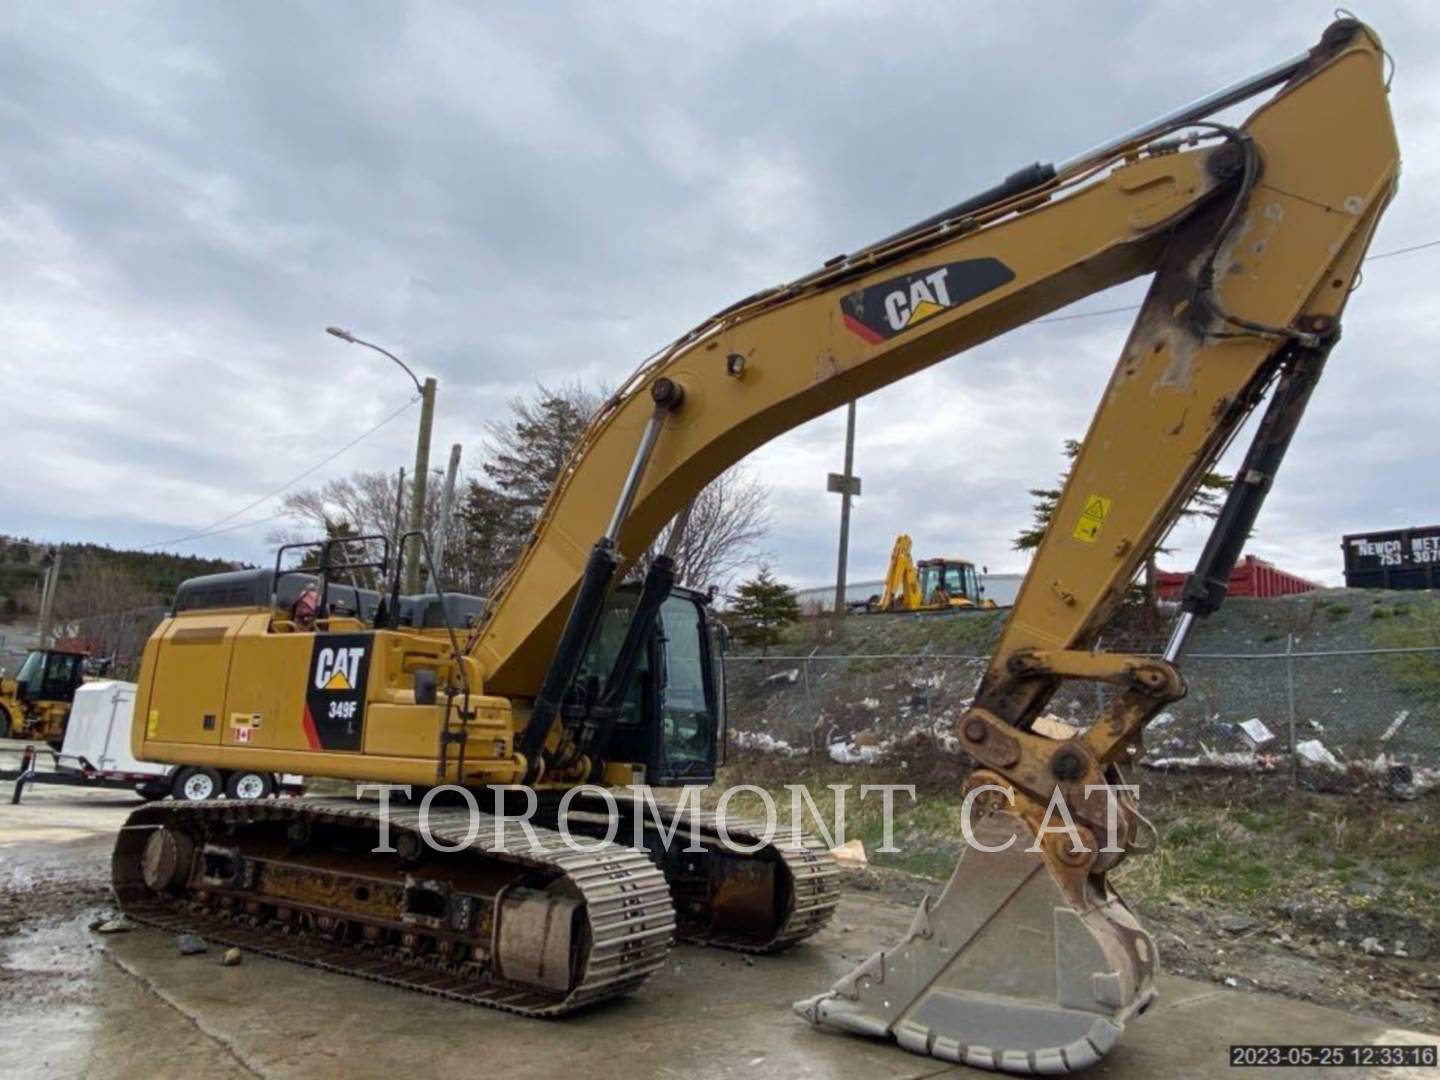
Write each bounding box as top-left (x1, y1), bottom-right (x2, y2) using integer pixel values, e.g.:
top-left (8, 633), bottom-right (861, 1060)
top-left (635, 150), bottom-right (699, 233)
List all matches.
top-left (4, 1), bottom-right (1438, 590)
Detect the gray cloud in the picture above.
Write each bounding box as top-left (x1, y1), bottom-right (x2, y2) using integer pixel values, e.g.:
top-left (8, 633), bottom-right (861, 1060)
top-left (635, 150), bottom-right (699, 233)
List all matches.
top-left (2, 0), bottom-right (1438, 591)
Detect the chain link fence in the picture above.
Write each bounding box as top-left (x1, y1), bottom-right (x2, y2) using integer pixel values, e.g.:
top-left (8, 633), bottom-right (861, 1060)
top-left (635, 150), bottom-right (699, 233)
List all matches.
top-left (722, 641), bottom-right (1440, 777)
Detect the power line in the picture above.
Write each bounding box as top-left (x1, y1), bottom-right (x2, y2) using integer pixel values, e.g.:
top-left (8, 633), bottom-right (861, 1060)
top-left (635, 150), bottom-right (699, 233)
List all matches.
top-left (1035, 304), bottom-right (1142, 325)
top-left (145, 510), bottom-right (291, 547)
top-left (1363, 237), bottom-right (1440, 261)
top-left (1032, 234), bottom-right (1440, 326)
top-left (141, 395), bottom-right (419, 550)
top-left (136, 234), bottom-right (1440, 549)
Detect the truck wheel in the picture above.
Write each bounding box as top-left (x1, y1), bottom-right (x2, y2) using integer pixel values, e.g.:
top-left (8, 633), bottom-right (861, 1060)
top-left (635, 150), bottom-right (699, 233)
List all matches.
top-left (173, 766), bottom-right (223, 801)
top-left (224, 770), bottom-right (275, 800)
top-left (135, 781), bottom-right (169, 801)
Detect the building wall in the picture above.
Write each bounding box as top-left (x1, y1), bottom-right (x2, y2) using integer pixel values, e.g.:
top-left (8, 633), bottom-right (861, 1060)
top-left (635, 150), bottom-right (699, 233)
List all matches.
top-left (794, 572), bottom-right (1022, 611)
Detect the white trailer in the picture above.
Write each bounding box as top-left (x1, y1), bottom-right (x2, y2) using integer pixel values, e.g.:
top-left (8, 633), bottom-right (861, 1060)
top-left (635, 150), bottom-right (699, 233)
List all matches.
top-left (4, 681), bottom-right (302, 804)
top-left (57, 681), bottom-right (169, 791)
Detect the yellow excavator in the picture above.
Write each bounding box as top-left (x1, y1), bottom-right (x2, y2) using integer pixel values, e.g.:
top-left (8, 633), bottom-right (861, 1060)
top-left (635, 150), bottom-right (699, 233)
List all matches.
top-left (113, 17), bottom-right (1397, 1074)
top-left (870, 533), bottom-right (996, 612)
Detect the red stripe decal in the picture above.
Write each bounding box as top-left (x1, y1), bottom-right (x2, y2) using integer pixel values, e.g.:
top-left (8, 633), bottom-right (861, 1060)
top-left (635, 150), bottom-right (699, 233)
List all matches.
top-left (301, 704), bottom-right (321, 750)
top-left (842, 312), bottom-right (885, 345)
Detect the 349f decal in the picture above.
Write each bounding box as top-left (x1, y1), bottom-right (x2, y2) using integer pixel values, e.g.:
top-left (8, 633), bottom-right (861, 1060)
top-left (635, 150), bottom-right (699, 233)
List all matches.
top-left (841, 258), bottom-right (1015, 344)
top-left (302, 633), bottom-right (372, 751)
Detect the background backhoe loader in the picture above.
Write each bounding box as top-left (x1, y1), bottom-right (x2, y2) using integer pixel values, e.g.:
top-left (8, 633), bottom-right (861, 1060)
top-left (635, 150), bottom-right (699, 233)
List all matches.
top-left (867, 533), bottom-right (995, 612)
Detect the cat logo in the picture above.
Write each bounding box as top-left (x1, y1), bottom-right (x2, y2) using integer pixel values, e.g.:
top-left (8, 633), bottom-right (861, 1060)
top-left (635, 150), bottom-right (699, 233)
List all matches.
top-left (884, 269), bottom-right (956, 331)
top-left (313, 646), bottom-right (366, 692)
top-left (841, 258), bottom-right (1016, 344)
top-left (303, 634), bottom-right (373, 752)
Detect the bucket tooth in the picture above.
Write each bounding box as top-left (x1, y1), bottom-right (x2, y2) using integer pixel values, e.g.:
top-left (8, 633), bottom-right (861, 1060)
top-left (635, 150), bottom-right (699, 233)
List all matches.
top-left (794, 811), bottom-right (1156, 1075)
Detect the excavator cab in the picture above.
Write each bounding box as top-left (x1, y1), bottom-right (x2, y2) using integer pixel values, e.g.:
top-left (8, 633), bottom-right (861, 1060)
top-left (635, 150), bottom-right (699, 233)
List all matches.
top-left (576, 585), bottom-right (721, 785)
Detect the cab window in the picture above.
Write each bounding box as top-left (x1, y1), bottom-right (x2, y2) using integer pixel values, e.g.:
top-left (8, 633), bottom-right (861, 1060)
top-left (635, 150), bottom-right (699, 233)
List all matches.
top-left (656, 595), bottom-right (715, 771)
top-left (919, 566), bottom-right (940, 599)
top-left (577, 593), bottom-right (646, 727)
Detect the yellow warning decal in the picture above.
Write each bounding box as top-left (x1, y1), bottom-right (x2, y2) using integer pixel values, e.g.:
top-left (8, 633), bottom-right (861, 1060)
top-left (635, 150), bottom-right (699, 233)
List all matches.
top-left (323, 670), bottom-right (352, 691)
top-left (1071, 494), bottom-right (1112, 543)
top-left (146, 709), bottom-right (159, 738)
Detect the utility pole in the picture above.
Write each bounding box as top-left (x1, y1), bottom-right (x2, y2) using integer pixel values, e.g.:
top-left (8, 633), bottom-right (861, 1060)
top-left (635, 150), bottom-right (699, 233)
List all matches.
top-left (390, 466), bottom-right (407, 569)
top-left (427, 443), bottom-right (463, 593)
top-left (325, 327), bottom-right (436, 595)
top-left (408, 377), bottom-right (438, 594)
top-left (827, 401), bottom-right (861, 615)
top-left (37, 549), bottom-right (62, 648)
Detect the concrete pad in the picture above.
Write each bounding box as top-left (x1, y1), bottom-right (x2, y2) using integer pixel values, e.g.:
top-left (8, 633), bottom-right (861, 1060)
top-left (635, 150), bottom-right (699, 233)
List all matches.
top-left (2, 776), bottom-right (1435, 1079)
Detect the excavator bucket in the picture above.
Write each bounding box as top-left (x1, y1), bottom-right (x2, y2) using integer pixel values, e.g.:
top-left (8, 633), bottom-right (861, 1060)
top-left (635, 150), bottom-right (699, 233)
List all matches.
top-left (794, 812), bottom-right (1156, 1075)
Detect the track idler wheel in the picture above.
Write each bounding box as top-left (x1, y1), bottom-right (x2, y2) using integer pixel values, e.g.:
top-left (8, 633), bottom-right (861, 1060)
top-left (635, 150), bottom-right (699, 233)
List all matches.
top-left (140, 828), bottom-right (197, 894)
top-left (794, 811), bottom-right (1156, 1075)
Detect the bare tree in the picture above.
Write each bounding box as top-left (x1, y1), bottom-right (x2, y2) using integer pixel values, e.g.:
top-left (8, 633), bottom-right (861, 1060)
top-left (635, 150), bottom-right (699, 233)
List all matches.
top-left (51, 557), bottom-right (165, 674)
top-left (273, 380), bottom-right (772, 601)
top-left (271, 470), bottom-right (448, 585)
top-left (644, 466), bottom-right (771, 592)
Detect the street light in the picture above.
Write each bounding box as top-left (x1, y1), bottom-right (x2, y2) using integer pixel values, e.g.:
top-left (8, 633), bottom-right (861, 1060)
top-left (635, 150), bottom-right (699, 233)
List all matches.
top-left (326, 326), bottom-right (437, 594)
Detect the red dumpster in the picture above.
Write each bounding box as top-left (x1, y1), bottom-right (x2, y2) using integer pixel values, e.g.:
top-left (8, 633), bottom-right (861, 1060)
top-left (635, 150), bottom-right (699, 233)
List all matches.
top-left (1155, 555), bottom-right (1319, 601)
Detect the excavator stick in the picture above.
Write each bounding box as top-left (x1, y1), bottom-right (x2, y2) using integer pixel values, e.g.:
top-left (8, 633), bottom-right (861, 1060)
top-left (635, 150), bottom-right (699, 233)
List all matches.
top-left (796, 812), bottom-right (1155, 1074)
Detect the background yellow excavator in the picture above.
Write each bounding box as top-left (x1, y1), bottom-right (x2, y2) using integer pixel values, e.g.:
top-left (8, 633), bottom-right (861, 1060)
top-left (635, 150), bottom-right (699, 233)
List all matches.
top-left (869, 533), bottom-right (996, 612)
top-left (113, 17), bottom-right (1397, 1075)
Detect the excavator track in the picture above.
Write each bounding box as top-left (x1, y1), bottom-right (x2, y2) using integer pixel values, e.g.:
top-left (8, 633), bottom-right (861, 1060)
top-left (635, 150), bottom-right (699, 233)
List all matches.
top-left (112, 797), bottom-right (675, 1016)
top-left (552, 794), bottom-right (842, 953)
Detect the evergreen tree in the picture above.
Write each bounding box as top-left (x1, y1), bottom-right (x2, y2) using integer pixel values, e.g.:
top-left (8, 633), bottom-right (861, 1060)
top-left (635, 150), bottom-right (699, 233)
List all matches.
top-left (726, 565), bottom-right (801, 649)
top-left (1013, 438), bottom-right (1232, 617)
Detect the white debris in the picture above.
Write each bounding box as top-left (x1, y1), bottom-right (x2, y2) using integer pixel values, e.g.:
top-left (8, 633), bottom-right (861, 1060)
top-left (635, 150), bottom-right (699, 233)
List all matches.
top-left (859, 698), bottom-right (880, 710)
top-left (1238, 718), bottom-right (1275, 749)
top-left (828, 740), bottom-right (881, 765)
top-left (1296, 739), bottom-right (1341, 769)
top-left (765, 668), bottom-right (800, 686)
top-left (1380, 710), bottom-right (1410, 743)
top-left (830, 838), bottom-right (868, 865)
top-left (1150, 712), bottom-right (1177, 729)
top-left (1144, 750), bottom-right (1275, 773)
top-left (730, 731), bottom-right (803, 757)
top-left (1360, 936), bottom-right (1384, 955)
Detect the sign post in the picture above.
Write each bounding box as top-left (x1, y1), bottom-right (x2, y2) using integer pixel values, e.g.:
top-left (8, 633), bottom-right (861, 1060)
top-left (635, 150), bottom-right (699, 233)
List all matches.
top-left (829, 402), bottom-right (862, 615)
